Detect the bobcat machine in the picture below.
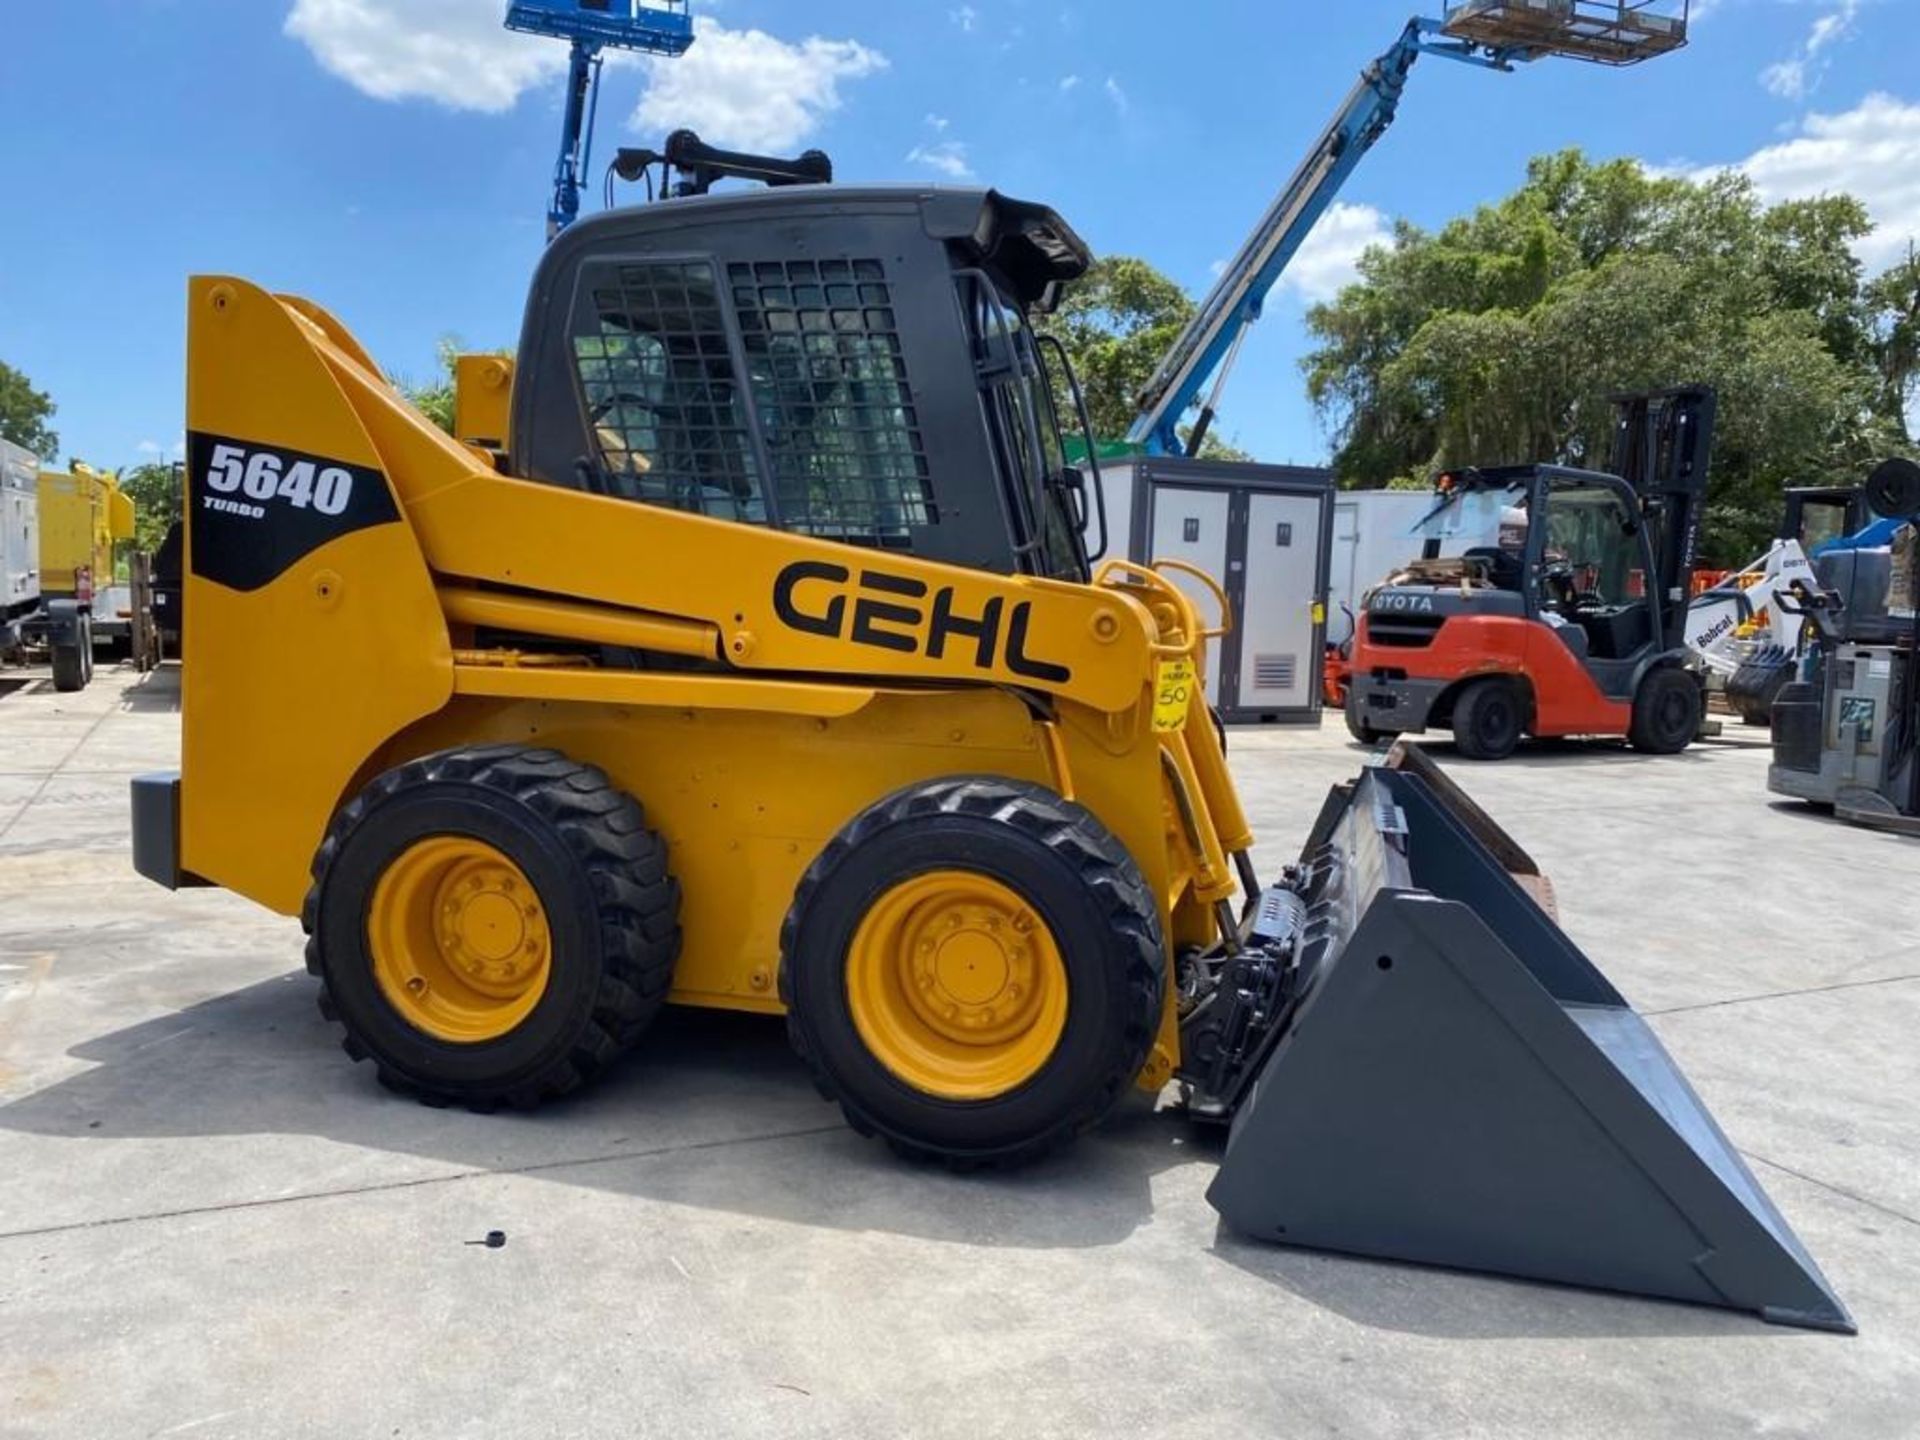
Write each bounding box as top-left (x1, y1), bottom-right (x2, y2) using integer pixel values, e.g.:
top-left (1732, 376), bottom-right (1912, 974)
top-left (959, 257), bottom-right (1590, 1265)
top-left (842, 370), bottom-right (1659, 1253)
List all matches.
top-left (1768, 458), bottom-right (1920, 835)
top-left (131, 153), bottom-right (1850, 1331)
top-left (1346, 388), bottom-right (1715, 760)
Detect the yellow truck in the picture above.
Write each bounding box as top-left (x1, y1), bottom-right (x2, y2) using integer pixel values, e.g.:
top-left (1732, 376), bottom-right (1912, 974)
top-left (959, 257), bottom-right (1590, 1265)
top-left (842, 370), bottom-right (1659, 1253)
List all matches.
top-left (35, 462), bottom-right (143, 686)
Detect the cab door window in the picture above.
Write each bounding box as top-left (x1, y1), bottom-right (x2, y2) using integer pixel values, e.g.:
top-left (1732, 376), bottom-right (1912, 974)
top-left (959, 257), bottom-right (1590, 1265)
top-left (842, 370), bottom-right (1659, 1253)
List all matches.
top-left (570, 259), bottom-right (767, 523)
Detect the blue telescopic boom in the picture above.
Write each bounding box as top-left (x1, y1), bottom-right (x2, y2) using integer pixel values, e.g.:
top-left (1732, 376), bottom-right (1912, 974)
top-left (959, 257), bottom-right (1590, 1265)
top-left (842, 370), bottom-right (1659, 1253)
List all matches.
top-left (504, 1), bottom-right (696, 238)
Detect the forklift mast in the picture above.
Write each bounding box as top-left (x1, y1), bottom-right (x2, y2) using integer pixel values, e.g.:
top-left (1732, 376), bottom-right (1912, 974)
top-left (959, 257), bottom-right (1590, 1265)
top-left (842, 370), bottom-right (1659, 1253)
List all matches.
top-left (1608, 385), bottom-right (1716, 648)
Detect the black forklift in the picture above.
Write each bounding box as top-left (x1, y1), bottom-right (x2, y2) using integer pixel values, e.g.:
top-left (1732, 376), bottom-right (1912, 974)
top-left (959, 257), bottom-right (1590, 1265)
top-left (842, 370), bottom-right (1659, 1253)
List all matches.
top-left (1769, 458), bottom-right (1920, 835)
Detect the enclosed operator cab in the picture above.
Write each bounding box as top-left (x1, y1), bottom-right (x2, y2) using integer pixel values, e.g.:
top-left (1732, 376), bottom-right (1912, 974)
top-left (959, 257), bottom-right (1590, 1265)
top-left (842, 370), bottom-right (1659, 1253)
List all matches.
top-left (503, 186), bottom-right (1103, 588)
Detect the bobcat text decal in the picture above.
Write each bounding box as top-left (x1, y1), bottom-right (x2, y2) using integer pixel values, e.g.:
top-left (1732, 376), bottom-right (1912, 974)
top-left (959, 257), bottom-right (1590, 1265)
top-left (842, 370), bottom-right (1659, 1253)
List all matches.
top-left (772, 561), bottom-right (1072, 684)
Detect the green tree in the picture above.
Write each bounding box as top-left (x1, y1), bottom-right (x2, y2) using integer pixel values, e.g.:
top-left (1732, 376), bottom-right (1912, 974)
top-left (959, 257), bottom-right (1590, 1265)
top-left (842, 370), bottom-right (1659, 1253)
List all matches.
top-left (394, 338), bottom-right (462, 435)
top-left (0, 360), bottom-right (59, 460)
top-left (1303, 151), bottom-right (1917, 564)
top-left (1038, 256), bottom-right (1249, 459)
top-left (118, 462), bottom-right (184, 552)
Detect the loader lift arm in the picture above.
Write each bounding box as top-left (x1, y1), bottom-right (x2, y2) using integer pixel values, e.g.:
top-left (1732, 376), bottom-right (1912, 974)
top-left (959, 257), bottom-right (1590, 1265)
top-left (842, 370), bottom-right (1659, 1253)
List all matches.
top-left (1128, 4), bottom-right (1692, 457)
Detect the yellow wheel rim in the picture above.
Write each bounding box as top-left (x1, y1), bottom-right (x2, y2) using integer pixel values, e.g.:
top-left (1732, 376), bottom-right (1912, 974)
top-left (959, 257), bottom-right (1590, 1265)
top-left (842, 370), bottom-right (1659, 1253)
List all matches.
top-left (845, 870), bottom-right (1069, 1101)
top-left (367, 836), bottom-right (553, 1044)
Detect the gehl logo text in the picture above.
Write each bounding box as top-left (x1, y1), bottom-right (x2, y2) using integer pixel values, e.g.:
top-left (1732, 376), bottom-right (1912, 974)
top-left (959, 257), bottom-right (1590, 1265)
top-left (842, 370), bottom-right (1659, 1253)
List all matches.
top-left (773, 562), bottom-right (1071, 683)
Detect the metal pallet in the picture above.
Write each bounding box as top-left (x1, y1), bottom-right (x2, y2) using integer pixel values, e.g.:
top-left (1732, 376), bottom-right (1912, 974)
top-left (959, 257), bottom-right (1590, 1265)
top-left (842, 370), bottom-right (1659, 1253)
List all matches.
top-left (1442, 1), bottom-right (1689, 65)
top-left (504, 0), bottom-right (693, 57)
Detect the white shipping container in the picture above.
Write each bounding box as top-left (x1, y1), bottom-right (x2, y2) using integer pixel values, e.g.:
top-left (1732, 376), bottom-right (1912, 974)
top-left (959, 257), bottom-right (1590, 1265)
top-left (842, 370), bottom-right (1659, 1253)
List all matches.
top-left (2, 438), bottom-right (41, 619)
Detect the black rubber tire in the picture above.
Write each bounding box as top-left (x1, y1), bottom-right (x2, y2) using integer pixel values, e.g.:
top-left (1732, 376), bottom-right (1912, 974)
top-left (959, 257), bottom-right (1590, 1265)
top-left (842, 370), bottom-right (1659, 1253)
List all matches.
top-left (1343, 703), bottom-right (1393, 747)
top-left (1450, 677), bottom-right (1524, 761)
top-left (1629, 666), bottom-right (1703, 755)
top-left (303, 745), bottom-right (681, 1108)
top-left (780, 776), bottom-right (1164, 1169)
top-left (51, 642), bottom-right (86, 692)
top-left (1745, 663), bottom-right (1792, 728)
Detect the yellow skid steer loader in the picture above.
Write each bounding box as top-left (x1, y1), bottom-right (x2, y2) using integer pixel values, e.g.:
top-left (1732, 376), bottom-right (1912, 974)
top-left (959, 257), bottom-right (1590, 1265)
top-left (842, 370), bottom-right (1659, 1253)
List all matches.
top-left (133, 170), bottom-right (1850, 1332)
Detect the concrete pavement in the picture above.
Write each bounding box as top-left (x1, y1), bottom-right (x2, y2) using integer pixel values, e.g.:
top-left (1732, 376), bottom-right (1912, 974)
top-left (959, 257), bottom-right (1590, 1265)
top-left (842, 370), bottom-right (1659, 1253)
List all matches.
top-left (1, 664), bottom-right (1915, 1438)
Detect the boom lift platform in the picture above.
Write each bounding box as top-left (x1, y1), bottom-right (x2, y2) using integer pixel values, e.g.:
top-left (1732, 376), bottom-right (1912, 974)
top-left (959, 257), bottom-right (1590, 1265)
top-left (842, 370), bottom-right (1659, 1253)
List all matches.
top-left (134, 152), bottom-right (1846, 1330)
top-left (504, 0), bottom-right (696, 235)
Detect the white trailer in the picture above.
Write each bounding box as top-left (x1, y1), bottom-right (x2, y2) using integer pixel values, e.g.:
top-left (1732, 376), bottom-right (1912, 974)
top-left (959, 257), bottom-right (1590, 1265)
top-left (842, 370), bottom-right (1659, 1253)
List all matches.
top-left (1, 439), bottom-right (41, 652)
top-left (1326, 489), bottom-right (1437, 648)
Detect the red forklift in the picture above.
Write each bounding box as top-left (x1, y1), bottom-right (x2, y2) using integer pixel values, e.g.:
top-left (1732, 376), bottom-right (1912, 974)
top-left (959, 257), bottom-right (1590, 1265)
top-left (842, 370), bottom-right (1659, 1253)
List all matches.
top-left (1345, 386), bottom-right (1716, 760)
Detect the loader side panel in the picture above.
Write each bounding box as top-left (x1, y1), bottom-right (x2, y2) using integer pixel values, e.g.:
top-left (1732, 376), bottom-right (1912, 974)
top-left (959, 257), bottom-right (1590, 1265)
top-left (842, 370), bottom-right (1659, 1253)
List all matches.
top-left (180, 277), bottom-right (454, 914)
top-left (369, 687), bottom-right (1179, 1016)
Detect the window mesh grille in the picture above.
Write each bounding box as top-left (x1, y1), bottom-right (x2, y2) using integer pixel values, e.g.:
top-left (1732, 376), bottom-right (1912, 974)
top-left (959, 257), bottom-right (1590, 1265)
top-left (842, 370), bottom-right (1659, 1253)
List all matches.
top-left (731, 258), bottom-right (934, 548)
top-left (573, 260), bottom-right (765, 522)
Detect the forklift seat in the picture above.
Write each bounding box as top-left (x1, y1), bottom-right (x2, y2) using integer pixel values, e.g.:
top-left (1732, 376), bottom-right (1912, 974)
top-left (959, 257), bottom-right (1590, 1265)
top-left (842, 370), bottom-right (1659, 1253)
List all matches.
top-left (1463, 546), bottom-right (1524, 591)
top-left (1577, 605), bottom-right (1651, 660)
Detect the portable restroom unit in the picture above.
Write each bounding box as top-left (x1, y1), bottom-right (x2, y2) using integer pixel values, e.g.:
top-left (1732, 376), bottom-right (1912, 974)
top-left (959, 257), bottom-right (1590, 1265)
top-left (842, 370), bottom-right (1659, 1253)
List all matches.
top-left (1090, 457), bottom-right (1333, 723)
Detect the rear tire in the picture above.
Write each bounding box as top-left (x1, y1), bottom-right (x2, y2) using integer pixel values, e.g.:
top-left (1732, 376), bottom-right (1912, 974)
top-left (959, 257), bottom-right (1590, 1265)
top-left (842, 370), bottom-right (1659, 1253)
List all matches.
top-left (304, 745), bottom-right (680, 1108)
top-left (1450, 678), bottom-right (1524, 761)
top-left (1629, 667), bottom-right (1703, 755)
top-left (51, 642), bottom-right (86, 692)
top-left (781, 777), bottom-right (1164, 1169)
top-left (1344, 705), bottom-right (1393, 747)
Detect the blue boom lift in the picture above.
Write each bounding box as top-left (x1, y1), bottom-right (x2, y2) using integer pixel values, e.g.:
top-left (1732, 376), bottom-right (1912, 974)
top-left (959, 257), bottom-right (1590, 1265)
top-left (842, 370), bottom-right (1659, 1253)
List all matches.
top-left (504, 0), bottom-right (696, 237)
top-left (1129, 2), bottom-right (1692, 456)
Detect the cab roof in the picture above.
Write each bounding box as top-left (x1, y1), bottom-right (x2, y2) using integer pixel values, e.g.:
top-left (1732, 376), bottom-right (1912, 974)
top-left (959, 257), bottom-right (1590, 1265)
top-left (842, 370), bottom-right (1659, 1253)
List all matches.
top-left (539, 184), bottom-right (1093, 309)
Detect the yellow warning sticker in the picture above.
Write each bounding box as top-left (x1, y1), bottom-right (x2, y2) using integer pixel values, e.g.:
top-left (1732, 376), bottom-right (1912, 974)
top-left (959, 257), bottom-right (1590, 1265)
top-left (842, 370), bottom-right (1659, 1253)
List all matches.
top-left (1153, 657), bottom-right (1198, 732)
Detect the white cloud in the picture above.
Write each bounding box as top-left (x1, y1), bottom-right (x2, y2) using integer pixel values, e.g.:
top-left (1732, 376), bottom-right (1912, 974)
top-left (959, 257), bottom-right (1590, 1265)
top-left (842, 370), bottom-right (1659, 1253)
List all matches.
top-left (284, 4), bottom-right (887, 153)
top-left (1279, 202), bottom-right (1392, 304)
top-left (1059, 74), bottom-right (1080, 93)
top-left (925, 113), bottom-right (950, 132)
top-left (950, 5), bottom-right (978, 31)
top-left (1762, 59), bottom-right (1807, 101)
top-left (136, 439), bottom-right (163, 457)
top-left (907, 140), bottom-right (975, 181)
top-left (1705, 92), bottom-right (1920, 272)
top-left (629, 21), bottom-right (886, 152)
top-left (1104, 76), bottom-right (1128, 114)
top-left (1756, 0), bottom-right (1861, 101)
top-left (285, 0), bottom-right (563, 113)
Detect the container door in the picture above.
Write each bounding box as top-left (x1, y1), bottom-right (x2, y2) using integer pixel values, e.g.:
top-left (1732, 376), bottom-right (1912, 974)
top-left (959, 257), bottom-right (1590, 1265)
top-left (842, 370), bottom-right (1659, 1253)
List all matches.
top-left (1150, 488), bottom-right (1232, 705)
top-left (1329, 499), bottom-right (1362, 647)
top-left (1236, 491), bottom-right (1324, 714)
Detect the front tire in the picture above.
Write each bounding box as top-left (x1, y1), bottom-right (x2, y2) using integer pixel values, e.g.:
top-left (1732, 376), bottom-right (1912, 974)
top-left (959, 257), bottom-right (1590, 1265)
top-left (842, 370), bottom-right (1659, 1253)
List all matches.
top-left (304, 746), bottom-right (680, 1108)
top-left (1450, 677), bottom-right (1524, 761)
top-left (1629, 666), bottom-right (1703, 755)
top-left (781, 777), bottom-right (1164, 1169)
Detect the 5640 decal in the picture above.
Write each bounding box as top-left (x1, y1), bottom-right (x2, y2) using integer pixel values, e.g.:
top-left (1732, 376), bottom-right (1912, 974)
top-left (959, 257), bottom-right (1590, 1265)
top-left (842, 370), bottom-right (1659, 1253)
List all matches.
top-left (187, 430), bottom-right (399, 593)
top-left (203, 443), bottom-right (355, 517)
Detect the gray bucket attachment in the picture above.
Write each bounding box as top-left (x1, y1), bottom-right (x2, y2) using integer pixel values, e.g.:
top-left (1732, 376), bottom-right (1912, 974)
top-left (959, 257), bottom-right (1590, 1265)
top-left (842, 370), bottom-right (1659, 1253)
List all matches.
top-left (1207, 746), bottom-right (1854, 1333)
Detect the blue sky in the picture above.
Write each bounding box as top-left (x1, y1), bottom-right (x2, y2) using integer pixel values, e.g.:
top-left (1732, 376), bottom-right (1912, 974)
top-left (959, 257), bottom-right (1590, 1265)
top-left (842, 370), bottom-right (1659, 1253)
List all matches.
top-left (1, 0), bottom-right (1915, 471)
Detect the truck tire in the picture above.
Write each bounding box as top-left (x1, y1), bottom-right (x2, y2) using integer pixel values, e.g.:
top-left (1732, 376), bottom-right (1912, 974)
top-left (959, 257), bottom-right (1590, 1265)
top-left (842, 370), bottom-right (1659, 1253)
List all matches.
top-left (51, 642), bottom-right (86, 693)
top-left (51, 611), bottom-right (92, 692)
top-left (781, 776), bottom-right (1164, 1169)
top-left (1629, 667), bottom-right (1703, 755)
top-left (1450, 678), bottom-right (1524, 761)
top-left (304, 745), bottom-right (680, 1109)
